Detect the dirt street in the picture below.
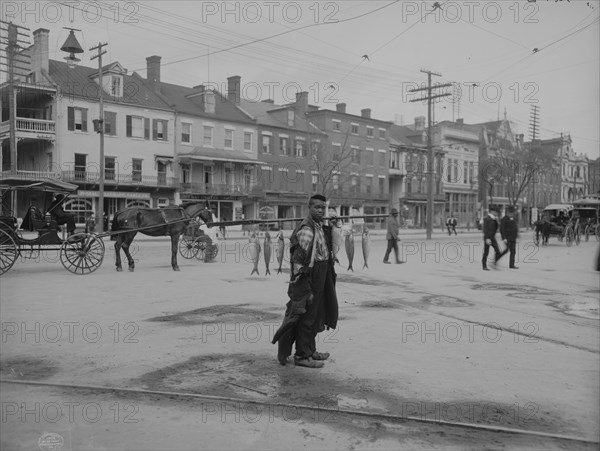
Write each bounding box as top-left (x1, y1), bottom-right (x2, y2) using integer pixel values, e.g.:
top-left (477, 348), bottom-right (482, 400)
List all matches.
top-left (1, 231), bottom-right (599, 450)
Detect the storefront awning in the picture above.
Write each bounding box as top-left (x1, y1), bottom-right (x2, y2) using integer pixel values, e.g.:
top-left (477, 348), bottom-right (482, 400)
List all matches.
top-left (179, 146), bottom-right (264, 165)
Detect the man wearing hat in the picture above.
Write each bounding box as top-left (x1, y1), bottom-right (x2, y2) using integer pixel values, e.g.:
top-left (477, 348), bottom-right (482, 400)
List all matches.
top-left (500, 205), bottom-right (519, 269)
top-left (482, 206), bottom-right (507, 270)
top-left (383, 208), bottom-right (403, 264)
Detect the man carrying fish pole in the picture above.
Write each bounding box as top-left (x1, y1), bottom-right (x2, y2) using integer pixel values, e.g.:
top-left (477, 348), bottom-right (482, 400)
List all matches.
top-left (383, 208), bottom-right (404, 264)
top-left (272, 194), bottom-right (339, 369)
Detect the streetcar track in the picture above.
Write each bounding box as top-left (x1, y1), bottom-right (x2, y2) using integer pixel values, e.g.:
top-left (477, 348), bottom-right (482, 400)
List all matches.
top-left (2, 379), bottom-right (598, 446)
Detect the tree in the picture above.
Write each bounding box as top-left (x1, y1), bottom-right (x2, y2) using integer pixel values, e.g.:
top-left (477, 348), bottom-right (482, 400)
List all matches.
top-left (310, 130), bottom-right (357, 200)
top-left (482, 145), bottom-right (547, 208)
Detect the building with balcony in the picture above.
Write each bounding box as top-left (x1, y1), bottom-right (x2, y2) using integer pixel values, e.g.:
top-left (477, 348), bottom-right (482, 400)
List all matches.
top-left (432, 119), bottom-right (480, 228)
top-left (390, 121), bottom-right (446, 229)
top-left (305, 103), bottom-right (393, 225)
top-left (140, 63), bottom-right (262, 225)
top-left (234, 88), bottom-right (327, 227)
top-left (2, 28), bottom-right (180, 222)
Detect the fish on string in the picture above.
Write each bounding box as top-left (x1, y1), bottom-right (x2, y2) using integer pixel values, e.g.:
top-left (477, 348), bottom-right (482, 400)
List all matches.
top-left (263, 231), bottom-right (272, 276)
top-left (249, 231), bottom-right (261, 276)
top-left (361, 225), bottom-right (370, 269)
top-left (275, 230), bottom-right (285, 274)
top-left (345, 228), bottom-right (355, 272)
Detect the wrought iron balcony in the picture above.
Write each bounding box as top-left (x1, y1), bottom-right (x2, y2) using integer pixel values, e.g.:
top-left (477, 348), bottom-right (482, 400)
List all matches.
top-left (180, 182), bottom-right (248, 196)
top-left (0, 118), bottom-right (56, 141)
top-left (61, 170), bottom-right (178, 187)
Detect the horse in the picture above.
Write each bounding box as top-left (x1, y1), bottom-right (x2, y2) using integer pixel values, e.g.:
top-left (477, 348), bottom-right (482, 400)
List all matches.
top-left (534, 219), bottom-right (551, 246)
top-left (110, 201), bottom-right (214, 272)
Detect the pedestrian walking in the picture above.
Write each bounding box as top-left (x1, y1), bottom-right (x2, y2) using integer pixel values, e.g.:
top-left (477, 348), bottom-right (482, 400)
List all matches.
top-left (481, 206), bottom-right (507, 271)
top-left (272, 194), bottom-right (339, 369)
top-left (383, 208), bottom-right (403, 264)
top-left (500, 205), bottom-right (519, 269)
top-left (446, 214), bottom-right (457, 235)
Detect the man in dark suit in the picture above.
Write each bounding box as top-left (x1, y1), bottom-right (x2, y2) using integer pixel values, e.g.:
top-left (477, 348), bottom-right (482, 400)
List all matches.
top-left (48, 194), bottom-right (76, 235)
top-left (482, 206), bottom-right (507, 271)
top-left (500, 205), bottom-right (520, 269)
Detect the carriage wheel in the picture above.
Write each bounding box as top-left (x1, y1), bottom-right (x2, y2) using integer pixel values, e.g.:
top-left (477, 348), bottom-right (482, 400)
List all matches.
top-left (0, 229), bottom-right (18, 276)
top-left (533, 230), bottom-right (539, 247)
top-left (60, 233), bottom-right (105, 275)
top-left (193, 236), bottom-right (218, 262)
top-left (565, 227), bottom-right (574, 247)
top-left (178, 236), bottom-right (199, 259)
top-left (596, 225), bottom-right (600, 242)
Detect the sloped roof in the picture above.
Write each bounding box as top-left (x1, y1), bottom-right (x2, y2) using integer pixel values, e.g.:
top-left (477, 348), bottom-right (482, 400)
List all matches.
top-left (238, 99), bottom-right (325, 135)
top-left (48, 60), bottom-right (171, 110)
top-left (155, 81), bottom-right (256, 123)
top-left (389, 124), bottom-right (425, 147)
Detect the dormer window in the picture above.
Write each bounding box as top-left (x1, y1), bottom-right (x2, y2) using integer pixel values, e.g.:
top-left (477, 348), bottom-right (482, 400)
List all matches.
top-left (111, 76), bottom-right (122, 97)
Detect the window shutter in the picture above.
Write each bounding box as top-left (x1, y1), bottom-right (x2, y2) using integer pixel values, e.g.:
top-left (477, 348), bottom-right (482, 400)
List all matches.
top-left (163, 120), bottom-right (168, 140)
top-left (81, 109), bottom-right (87, 132)
top-left (126, 115), bottom-right (132, 137)
top-left (152, 119), bottom-right (157, 140)
top-left (144, 118), bottom-right (150, 140)
top-left (67, 107), bottom-right (74, 131)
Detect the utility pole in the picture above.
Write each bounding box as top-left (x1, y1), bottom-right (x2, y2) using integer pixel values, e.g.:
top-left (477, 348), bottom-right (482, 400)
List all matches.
top-left (529, 105), bottom-right (540, 222)
top-left (90, 42), bottom-right (108, 232)
top-left (409, 70), bottom-right (452, 239)
top-left (1, 21), bottom-right (30, 175)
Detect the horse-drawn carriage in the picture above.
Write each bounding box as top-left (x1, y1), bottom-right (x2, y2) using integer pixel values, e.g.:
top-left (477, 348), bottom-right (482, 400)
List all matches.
top-left (572, 197), bottom-right (600, 242)
top-left (0, 178), bottom-right (105, 275)
top-left (533, 204), bottom-right (577, 246)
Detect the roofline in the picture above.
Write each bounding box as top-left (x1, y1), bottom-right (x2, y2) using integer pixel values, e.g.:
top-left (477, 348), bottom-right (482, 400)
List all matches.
top-left (306, 108), bottom-right (394, 125)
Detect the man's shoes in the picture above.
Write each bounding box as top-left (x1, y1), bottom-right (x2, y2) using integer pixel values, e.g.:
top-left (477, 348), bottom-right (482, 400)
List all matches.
top-left (396, 261), bottom-right (405, 264)
top-left (278, 353), bottom-right (290, 366)
top-left (510, 266), bottom-right (519, 269)
top-left (483, 267), bottom-right (490, 271)
top-left (312, 351), bottom-right (330, 361)
top-left (294, 357), bottom-right (324, 368)
top-left (383, 260), bottom-right (391, 264)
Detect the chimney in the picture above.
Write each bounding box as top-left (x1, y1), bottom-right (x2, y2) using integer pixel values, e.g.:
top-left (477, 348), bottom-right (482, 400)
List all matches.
top-left (227, 75), bottom-right (241, 103)
top-left (456, 118), bottom-right (464, 126)
top-left (361, 108), bottom-right (371, 119)
top-left (146, 55), bottom-right (161, 92)
top-left (32, 28), bottom-right (49, 75)
top-left (204, 90), bottom-right (216, 114)
top-left (415, 116), bottom-right (426, 131)
top-left (295, 91), bottom-right (308, 113)
top-left (336, 103), bottom-right (346, 113)
top-left (262, 99), bottom-right (274, 104)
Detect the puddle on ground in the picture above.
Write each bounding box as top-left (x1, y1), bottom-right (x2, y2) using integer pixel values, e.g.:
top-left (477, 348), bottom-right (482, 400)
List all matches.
top-left (146, 304), bottom-right (280, 325)
top-left (421, 295), bottom-right (473, 308)
top-left (336, 274), bottom-right (387, 286)
top-left (0, 357), bottom-right (59, 380)
top-left (360, 300), bottom-right (405, 309)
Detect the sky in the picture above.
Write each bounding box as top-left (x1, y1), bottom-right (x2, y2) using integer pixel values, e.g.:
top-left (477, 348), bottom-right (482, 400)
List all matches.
top-left (2, 0), bottom-right (599, 158)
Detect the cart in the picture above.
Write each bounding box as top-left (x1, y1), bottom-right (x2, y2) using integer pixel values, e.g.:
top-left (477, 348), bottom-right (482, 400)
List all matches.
top-left (0, 178), bottom-right (105, 276)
